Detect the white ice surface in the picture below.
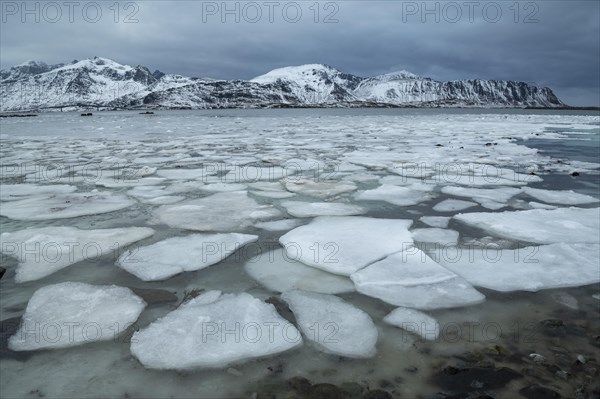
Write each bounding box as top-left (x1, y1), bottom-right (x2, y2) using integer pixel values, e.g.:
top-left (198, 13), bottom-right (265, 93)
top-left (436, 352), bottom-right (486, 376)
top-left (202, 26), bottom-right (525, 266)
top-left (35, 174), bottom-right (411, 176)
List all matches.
top-left (279, 216), bottom-right (413, 276)
top-left (350, 250), bottom-right (485, 310)
top-left (9, 282), bottom-right (146, 350)
top-left (411, 228), bottom-right (459, 246)
top-left (244, 248), bottom-right (355, 294)
top-left (130, 291), bottom-right (301, 369)
top-left (437, 243), bottom-right (600, 292)
top-left (419, 216), bottom-right (450, 228)
top-left (155, 191), bottom-right (281, 232)
top-left (433, 199), bottom-right (478, 212)
top-left (254, 219), bottom-right (303, 231)
top-left (355, 184), bottom-right (432, 206)
top-left (0, 192), bottom-right (135, 221)
top-left (281, 290), bottom-right (377, 358)
top-left (117, 233), bottom-right (258, 281)
top-left (0, 184), bottom-right (76, 201)
top-left (522, 187), bottom-right (599, 205)
top-left (454, 207), bottom-right (600, 244)
top-left (383, 307), bottom-right (440, 341)
top-left (1, 226), bottom-right (154, 282)
top-left (284, 178), bottom-right (357, 198)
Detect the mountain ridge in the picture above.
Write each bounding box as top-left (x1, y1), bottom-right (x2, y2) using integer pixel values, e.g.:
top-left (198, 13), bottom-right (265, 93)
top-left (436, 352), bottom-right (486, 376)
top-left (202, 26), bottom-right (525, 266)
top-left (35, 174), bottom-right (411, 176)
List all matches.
top-left (0, 57), bottom-right (565, 111)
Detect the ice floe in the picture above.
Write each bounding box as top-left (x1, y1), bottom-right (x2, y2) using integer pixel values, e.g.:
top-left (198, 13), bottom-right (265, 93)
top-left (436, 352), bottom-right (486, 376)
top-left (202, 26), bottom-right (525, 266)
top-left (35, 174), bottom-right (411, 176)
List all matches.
top-left (383, 307), bottom-right (440, 341)
top-left (254, 219), bottom-right (303, 231)
top-left (411, 228), bottom-right (459, 245)
top-left (116, 233), bottom-right (258, 281)
top-left (454, 207), bottom-right (600, 244)
top-left (419, 216), bottom-right (450, 228)
top-left (355, 184), bottom-right (432, 206)
top-left (522, 187), bottom-right (598, 205)
top-left (284, 178), bottom-right (356, 198)
top-left (0, 191), bottom-right (136, 221)
top-left (9, 282), bottom-right (146, 351)
top-left (244, 248), bottom-right (355, 294)
top-left (437, 243), bottom-right (600, 292)
top-left (0, 226), bottom-right (154, 282)
top-left (433, 199), bottom-right (478, 212)
top-left (281, 290), bottom-right (377, 358)
top-left (281, 201), bottom-right (366, 218)
top-left (279, 216), bottom-right (413, 276)
top-left (130, 291), bottom-right (301, 369)
top-left (0, 184), bottom-right (76, 201)
top-left (155, 191), bottom-right (281, 232)
top-left (351, 250), bottom-right (485, 310)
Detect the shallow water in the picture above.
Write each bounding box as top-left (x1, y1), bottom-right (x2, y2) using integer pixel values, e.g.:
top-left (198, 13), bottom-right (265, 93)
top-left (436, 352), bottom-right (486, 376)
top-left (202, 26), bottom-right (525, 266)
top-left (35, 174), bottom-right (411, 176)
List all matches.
top-left (1, 109), bottom-right (599, 398)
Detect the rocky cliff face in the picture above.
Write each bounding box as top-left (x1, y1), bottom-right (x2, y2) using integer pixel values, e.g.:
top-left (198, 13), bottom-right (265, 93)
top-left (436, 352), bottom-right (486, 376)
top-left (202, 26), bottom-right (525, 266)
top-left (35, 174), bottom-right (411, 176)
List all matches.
top-left (0, 57), bottom-right (564, 111)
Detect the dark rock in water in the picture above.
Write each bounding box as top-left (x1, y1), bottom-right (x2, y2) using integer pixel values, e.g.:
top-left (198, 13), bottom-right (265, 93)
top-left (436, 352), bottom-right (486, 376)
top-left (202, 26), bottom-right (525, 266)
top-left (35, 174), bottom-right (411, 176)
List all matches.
top-left (539, 319), bottom-right (567, 337)
top-left (307, 383), bottom-right (348, 399)
top-left (287, 376), bottom-right (312, 394)
top-left (140, 111), bottom-right (154, 115)
top-left (266, 296), bottom-right (296, 324)
top-left (80, 113), bottom-right (93, 116)
top-left (129, 287), bottom-right (177, 305)
top-left (340, 382), bottom-right (364, 397)
top-left (432, 366), bottom-right (523, 392)
top-left (519, 384), bottom-right (562, 399)
top-left (178, 288), bottom-right (205, 306)
top-left (0, 267), bottom-right (5, 280)
top-left (362, 389), bottom-right (393, 399)
top-left (571, 172), bottom-right (580, 176)
top-left (442, 393), bottom-right (494, 399)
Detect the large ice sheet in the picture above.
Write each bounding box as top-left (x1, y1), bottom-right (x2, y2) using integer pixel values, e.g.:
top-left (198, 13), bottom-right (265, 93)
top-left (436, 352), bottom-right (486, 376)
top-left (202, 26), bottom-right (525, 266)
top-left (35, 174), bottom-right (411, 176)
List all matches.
top-left (284, 178), bottom-right (356, 198)
top-left (282, 201), bottom-right (366, 218)
top-left (0, 226), bottom-right (155, 282)
top-left (244, 248), bottom-right (355, 294)
top-left (350, 250), bottom-right (485, 310)
top-left (0, 184), bottom-right (76, 201)
top-left (411, 228), bottom-right (459, 245)
top-left (117, 233), bottom-right (258, 281)
top-left (441, 186), bottom-right (521, 203)
top-left (383, 307), bottom-right (440, 341)
top-left (355, 184), bottom-right (432, 206)
top-left (155, 191), bottom-right (281, 232)
top-left (281, 290), bottom-right (377, 358)
top-left (437, 243), bottom-right (600, 292)
top-left (522, 187), bottom-right (599, 205)
top-left (130, 291), bottom-right (301, 369)
top-left (0, 191), bottom-right (135, 221)
top-left (279, 216), bottom-right (413, 276)
top-left (454, 207), bottom-right (600, 244)
top-left (9, 282), bottom-right (146, 351)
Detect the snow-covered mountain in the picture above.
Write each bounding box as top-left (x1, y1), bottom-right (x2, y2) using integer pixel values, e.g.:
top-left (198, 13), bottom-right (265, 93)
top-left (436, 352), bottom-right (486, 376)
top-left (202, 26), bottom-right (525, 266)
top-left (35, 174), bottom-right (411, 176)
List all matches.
top-left (0, 57), bottom-right (564, 111)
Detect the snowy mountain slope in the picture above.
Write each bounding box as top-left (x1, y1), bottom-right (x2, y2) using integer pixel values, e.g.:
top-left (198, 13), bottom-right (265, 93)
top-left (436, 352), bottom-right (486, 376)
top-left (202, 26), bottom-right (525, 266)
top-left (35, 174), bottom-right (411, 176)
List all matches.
top-left (0, 57), bottom-right (564, 111)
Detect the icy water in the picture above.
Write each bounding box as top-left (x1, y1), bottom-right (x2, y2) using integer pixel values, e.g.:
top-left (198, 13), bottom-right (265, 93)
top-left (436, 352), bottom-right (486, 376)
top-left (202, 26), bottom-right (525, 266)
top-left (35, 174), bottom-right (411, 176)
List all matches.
top-left (0, 109), bottom-right (599, 399)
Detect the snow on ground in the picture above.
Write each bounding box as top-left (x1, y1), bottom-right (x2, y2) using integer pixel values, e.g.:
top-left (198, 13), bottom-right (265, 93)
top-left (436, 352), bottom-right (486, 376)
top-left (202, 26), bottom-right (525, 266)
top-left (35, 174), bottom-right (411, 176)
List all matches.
top-left (279, 216), bottom-right (413, 276)
top-left (281, 290), bottom-right (378, 358)
top-left (1, 226), bottom-right (154, 282)
top-left (117, 233), bottom-right (258, 281)
top-left (130, 291), bottom-right (301, 369)
top-left (9, 282), bottom-right (146, 350)
top-left (244, 248), bottom-right (355, 294)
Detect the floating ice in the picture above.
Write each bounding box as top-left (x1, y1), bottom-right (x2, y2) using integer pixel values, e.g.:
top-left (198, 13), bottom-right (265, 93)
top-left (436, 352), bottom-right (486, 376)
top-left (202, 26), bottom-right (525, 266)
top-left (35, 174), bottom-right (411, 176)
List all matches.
top-left (441, 186), bottom-right (521, 203)
top-left (9, 282), bottom-right (146, 351)
top-left (383, 308), bottom-right (440, 341)
top-left (454, 207), bottom-right (600, 244)
top-left (130, 291), bottom-right (301, 369)
top-left (281, 290), bottom-right (377, 358)
top-left (96, 176), bottom-right (166, 188)
top-left (350, 250), bottom-right (485, 310)
top-left (437, 243), bottom-right (600, 292)
top-left (157, 168), bottom-right (217, 180)
top-left (529, 201), bottom-right (557, 210)
top-left (0, 191), bottom-right (136, 221)
top-left (522, 187), bottom-right (599, 205)
top-left (254, 219), bottom-right (303, 231)
top-left (244, 248), bottom-right (355, 294)
top-left (200, 183), bottom-right (248, 192)
top-left (224, 165), bottom-right (290, 182)
top-left (155, 191), bottom-right (281, 232)
top-left (279, 216), bottom-right (413, 276)
top-left (284, 178), bottom-right (356, 198)
top-left (0, 226), bottom-right (154, 283)
top-left (281, 201), bottom-right (366, 218)
top-left (117, 233), bottom-right (258, 281)
top-left (0, 184), bottom-right (76, 201)
top-left (433, 199), bottom-right (478, 212)
top-left (355, 184), bottom-right (432, 206)
top-left (420, 216), bottom-right (450, 228)
top-left (411, 228), bottom-right (459, 245)
top-left (251, 190), bottom-right (296, 199)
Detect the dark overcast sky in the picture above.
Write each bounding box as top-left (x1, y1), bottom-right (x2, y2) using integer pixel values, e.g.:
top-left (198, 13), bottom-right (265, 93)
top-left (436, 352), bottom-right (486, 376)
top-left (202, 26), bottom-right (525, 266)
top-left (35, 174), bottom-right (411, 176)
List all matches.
top-left (1, 0), bottom-right (599, 105)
